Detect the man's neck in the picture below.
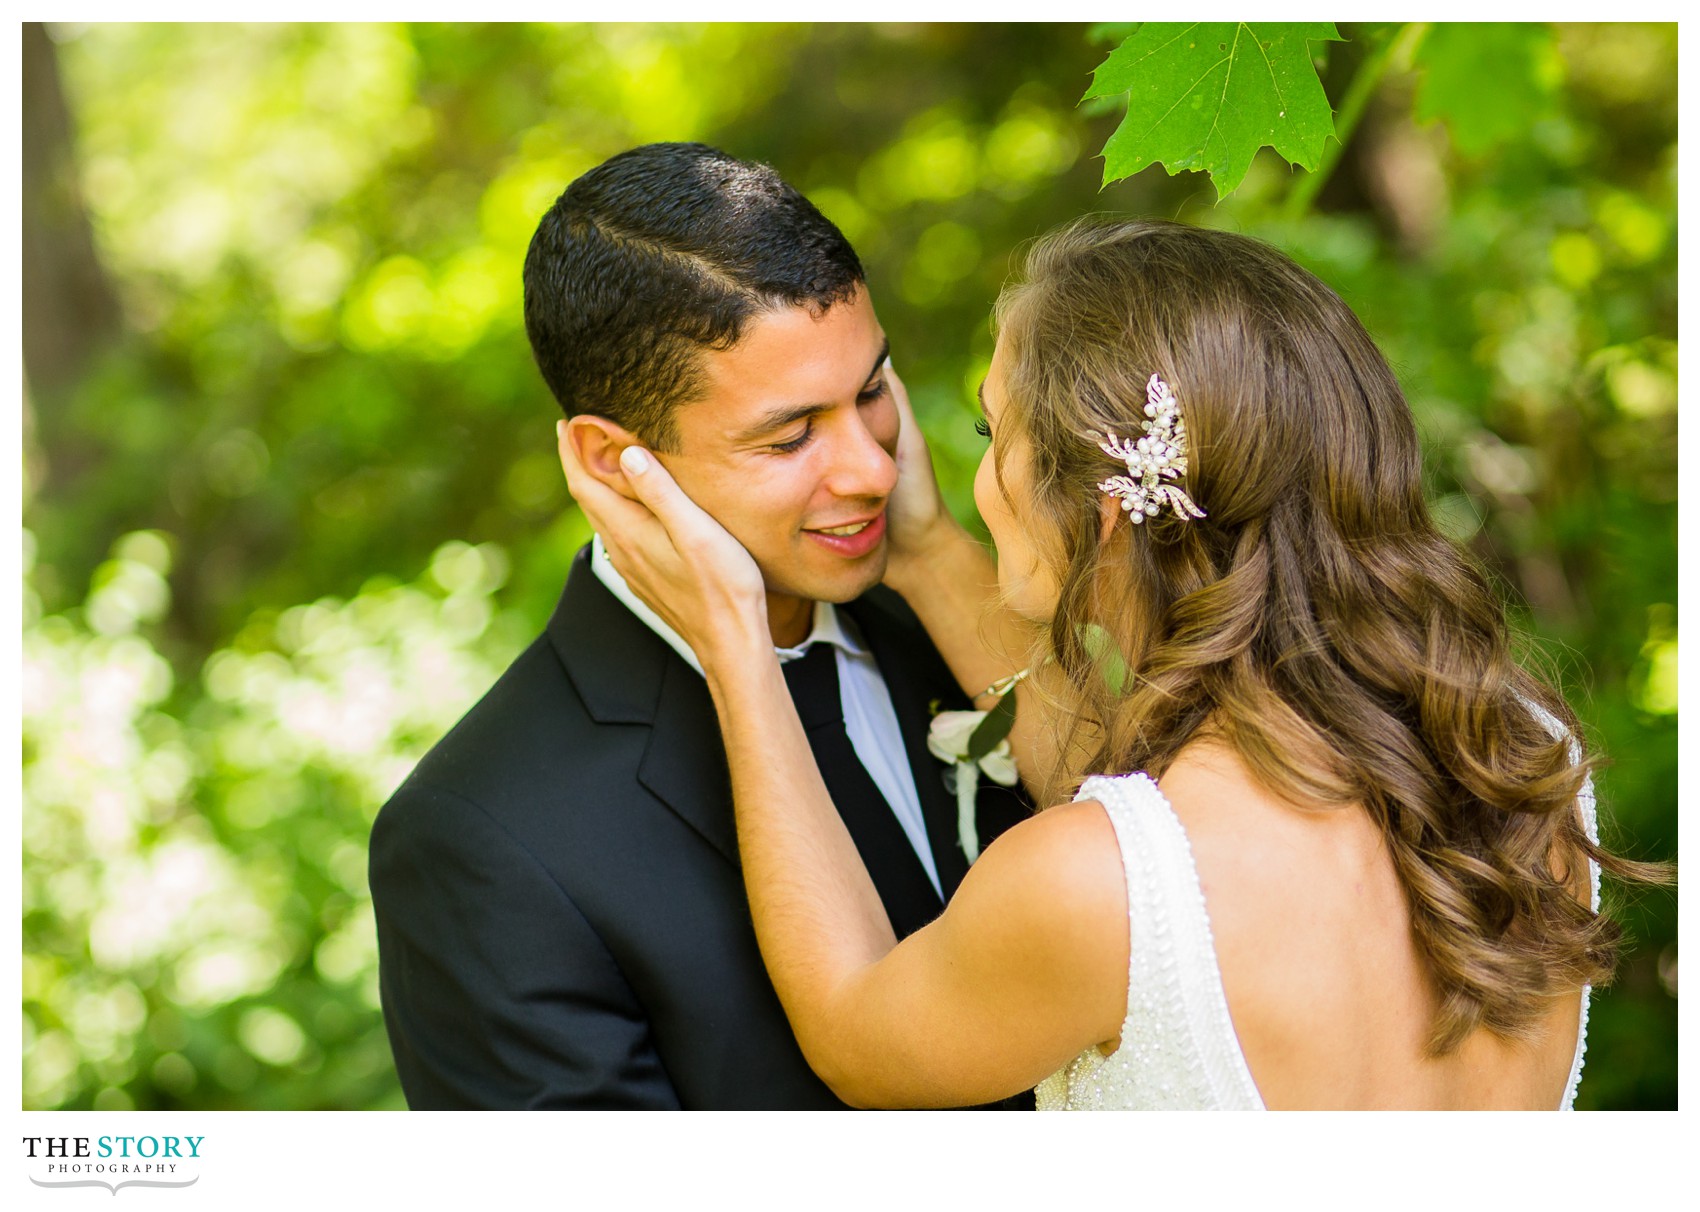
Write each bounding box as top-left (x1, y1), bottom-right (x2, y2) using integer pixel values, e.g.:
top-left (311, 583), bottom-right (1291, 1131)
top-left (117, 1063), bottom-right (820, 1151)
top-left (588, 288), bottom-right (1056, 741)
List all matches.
top-left (766, 592), bottom-right (815, 649)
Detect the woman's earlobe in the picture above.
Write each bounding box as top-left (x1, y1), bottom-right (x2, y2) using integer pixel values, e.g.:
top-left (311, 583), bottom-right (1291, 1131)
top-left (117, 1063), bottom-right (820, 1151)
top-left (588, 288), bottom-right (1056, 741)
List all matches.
top-left (1098, 494), bottom-right (1123, 543)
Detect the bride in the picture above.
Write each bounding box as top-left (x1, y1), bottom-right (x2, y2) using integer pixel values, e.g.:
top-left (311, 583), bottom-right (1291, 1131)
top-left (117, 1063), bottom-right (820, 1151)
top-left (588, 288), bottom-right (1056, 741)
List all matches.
top-left (562, 217), bottom-right (1648, 1110)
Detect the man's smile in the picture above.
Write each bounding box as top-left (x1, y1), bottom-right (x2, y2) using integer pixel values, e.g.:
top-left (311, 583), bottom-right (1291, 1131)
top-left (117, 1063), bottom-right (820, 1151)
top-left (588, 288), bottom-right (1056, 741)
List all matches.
top-left (802, 510), bottom-right (887, 556)
top-left (810, 518), bottom-right (876, 537)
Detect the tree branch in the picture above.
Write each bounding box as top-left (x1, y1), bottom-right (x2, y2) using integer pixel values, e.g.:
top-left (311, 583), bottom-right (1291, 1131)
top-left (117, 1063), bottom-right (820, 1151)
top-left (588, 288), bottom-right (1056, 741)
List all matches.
top-left (1282, 22), bottom-right (1428, 221)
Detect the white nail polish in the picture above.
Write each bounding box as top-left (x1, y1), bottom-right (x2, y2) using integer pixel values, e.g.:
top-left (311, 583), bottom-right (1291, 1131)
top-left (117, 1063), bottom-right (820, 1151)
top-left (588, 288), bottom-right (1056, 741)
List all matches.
top-left (620, 446), bottom-right (650, 475)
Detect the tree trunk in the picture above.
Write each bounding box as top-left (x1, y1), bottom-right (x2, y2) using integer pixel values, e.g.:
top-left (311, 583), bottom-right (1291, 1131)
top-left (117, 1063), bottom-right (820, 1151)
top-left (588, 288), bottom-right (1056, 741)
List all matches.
top-left (22, 21), bottom-right (123, 398)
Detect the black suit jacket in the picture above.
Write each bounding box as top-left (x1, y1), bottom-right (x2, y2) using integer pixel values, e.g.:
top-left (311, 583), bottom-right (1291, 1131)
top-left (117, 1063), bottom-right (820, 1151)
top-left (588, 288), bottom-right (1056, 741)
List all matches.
top-left (369, 545), bottom-right (1031, 1109)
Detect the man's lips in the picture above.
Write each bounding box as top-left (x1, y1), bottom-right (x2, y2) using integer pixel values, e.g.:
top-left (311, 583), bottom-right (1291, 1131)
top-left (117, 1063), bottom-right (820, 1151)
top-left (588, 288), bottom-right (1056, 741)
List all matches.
top-left (802, 510), bottom-right (887, 558)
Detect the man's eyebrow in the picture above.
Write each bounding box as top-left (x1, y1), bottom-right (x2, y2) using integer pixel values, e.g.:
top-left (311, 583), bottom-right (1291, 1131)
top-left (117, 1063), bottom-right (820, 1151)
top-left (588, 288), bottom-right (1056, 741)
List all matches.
top-left (729, 338), bottom-right (895, 445)
top-left (865, 337), bottom-right (891, 386)
top-left (729, 401), bottom-right (832, 445)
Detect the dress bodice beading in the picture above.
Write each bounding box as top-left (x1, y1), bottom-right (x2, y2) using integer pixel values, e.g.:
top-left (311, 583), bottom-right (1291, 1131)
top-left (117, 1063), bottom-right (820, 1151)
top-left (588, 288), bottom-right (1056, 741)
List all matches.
top-left (1035, 772), bottom-right (1264, 1110)
top-left (1035, 768), bottom-right (1598, 1111)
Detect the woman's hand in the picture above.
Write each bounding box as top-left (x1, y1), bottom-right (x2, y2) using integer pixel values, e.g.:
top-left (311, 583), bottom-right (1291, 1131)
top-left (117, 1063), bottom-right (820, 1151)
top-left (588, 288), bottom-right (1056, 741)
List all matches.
top-left (880, 361), bottom-right (967, 597)
top-left (557, 425), bottom-right (771, 671)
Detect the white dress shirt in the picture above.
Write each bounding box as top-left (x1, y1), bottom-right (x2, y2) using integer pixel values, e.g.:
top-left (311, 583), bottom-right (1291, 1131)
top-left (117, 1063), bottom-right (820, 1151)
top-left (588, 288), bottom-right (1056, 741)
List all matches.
top-left (591, 535), bottom-right (941, 896)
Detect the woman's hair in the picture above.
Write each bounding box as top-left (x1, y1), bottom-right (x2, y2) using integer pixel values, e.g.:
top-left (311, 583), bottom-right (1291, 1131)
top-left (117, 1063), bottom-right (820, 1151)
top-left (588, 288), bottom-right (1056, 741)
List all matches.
top-left (993, 216), bottom-right (1661, 1055)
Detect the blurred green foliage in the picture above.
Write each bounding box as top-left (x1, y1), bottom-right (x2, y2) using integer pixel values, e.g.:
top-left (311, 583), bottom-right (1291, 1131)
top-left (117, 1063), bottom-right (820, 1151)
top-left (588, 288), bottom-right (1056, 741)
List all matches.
top-left (23, 22), bottom-right (1675, 1110)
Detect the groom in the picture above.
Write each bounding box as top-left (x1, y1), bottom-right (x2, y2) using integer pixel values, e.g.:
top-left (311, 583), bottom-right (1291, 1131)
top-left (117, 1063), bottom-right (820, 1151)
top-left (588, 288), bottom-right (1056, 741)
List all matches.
top-left (368, 142), bottom-right (1030, 1109)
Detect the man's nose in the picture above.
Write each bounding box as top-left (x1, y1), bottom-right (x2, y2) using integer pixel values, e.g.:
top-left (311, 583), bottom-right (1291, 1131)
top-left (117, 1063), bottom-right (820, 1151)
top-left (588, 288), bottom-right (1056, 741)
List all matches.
top-left (824, 409), bottom-right (898, 500)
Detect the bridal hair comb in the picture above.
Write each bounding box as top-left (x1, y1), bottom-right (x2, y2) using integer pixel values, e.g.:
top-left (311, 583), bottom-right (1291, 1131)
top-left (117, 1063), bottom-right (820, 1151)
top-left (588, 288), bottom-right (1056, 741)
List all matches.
top-left (1096, 374), bottom-right (1206, 524)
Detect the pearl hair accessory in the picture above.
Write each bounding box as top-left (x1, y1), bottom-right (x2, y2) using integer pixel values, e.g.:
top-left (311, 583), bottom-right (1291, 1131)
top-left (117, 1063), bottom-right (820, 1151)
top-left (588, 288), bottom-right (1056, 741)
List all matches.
top-left (1097, 374), bottom-right (1206, 524)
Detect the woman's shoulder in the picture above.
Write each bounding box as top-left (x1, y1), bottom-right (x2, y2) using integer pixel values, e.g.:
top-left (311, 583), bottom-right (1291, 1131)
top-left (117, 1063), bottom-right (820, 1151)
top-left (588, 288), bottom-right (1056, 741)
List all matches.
top-left (971, 796), bottom-right (1128, 912)
top-left (953, 797), bottom-right (1130, 972)
top-left (963, 755), bottom-right (1352, 952)
top-left (979, 770), bottom-right (1192, 910)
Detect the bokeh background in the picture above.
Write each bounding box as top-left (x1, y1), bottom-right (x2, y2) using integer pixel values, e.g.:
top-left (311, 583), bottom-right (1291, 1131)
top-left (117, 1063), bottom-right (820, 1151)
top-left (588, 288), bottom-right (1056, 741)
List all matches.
top-left (21, 22), bottom-right (1676, 1110)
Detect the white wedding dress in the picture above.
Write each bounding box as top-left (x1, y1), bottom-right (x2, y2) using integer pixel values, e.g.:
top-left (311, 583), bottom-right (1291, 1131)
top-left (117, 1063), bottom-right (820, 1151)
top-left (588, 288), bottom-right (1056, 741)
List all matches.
top-left (1035, 770), bottom-right (1599, 1111)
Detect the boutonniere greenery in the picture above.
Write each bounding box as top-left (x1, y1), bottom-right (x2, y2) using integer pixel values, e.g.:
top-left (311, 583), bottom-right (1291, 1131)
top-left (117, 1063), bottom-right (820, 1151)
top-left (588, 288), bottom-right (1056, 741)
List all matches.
top-left (927, 669), bottom-right (1027, 863)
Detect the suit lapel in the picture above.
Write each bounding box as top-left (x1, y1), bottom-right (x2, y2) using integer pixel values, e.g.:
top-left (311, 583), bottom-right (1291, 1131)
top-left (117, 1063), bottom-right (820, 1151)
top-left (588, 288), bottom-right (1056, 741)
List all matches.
top-left (843, 591), bottom-right (973, 899)
top-left (548, 548), bottom-right (667, 724)
top-left (549, 548), bottom-right (738, 866)
top-left (636, 659), bottom-right (737, 865)
top-left (549, 552), bottom-right (995, 882)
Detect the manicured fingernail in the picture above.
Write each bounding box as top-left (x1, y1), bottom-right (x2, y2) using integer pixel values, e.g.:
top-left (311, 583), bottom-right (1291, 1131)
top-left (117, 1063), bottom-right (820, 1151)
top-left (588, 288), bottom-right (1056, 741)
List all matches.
top-left (620, 446), bottom-right (650, 475)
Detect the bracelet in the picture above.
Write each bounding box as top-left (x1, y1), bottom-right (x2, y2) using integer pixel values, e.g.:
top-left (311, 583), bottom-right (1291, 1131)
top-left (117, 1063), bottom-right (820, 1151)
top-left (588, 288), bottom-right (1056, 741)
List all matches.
top-left (977, 668), bottom-right (1030, 700)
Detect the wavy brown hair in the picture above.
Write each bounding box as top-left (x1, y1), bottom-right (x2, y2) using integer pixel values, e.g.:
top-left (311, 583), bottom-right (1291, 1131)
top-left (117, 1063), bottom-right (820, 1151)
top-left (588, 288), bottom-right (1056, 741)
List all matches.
top-left (993, 217), bottom-right (1663, 1055)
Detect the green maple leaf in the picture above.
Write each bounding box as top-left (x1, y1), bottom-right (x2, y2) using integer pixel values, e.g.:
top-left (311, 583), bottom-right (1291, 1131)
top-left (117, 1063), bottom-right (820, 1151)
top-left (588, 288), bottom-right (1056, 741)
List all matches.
top-left (1086, 22), bottom-right (1343, 198)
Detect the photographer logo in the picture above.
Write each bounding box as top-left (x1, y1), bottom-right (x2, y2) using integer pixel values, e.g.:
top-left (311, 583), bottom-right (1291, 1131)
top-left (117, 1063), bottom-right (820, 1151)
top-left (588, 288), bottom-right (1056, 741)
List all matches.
top-left (22, 1136), bottom-right (203, 1195)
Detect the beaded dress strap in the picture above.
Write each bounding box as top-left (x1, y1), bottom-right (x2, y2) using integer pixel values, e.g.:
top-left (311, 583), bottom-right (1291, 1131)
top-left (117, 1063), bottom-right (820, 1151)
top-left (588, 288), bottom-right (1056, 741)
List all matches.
top-left (1519, 701), bottom-right (1598, 1112)
top-left (1080, 772), bottom-right (1265, 1111)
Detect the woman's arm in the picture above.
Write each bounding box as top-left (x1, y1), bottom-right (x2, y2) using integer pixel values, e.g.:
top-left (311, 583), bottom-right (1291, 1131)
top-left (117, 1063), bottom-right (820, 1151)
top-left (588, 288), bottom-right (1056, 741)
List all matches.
top-left (878, 364), bottom-right (1055, 797)
top-left (716, 648), bottom-right (1129, 1107)
top-left (561, 437), bottom-right (1128, 1107)
top-left (704, 627), bottom-right (1129, 1107)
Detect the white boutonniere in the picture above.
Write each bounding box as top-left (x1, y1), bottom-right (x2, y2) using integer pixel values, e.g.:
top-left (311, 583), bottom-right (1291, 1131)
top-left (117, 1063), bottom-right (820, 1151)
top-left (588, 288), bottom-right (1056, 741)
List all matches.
top-left (926, 670), bottom-right (1027, 863)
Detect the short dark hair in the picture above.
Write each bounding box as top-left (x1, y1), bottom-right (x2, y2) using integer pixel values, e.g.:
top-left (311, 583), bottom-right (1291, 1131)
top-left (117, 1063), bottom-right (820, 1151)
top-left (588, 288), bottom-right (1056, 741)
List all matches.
top-left (522, 142), bottom-right (865, 450)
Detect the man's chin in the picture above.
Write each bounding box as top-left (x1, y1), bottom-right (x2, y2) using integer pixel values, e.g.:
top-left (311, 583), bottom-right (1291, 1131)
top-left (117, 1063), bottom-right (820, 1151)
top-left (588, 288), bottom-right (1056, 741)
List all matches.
top-left (761, 547), bottom-right (888, 605)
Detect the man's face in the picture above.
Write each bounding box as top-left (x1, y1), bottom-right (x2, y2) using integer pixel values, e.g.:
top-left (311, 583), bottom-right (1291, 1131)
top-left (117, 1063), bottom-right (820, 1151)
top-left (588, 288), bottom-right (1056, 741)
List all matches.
top-left (660, 285), bottom-right (897, 627)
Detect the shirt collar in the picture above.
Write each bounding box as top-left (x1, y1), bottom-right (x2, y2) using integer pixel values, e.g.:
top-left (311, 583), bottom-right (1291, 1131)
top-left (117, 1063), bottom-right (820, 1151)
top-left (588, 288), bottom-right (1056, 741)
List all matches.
top-left (590, 533), bottom-right (867, 676)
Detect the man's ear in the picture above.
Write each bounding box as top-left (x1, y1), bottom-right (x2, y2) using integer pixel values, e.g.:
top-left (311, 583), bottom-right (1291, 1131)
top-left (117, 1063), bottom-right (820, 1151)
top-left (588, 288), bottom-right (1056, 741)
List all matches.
top-left (560, 415), bottom-right (646, 502)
